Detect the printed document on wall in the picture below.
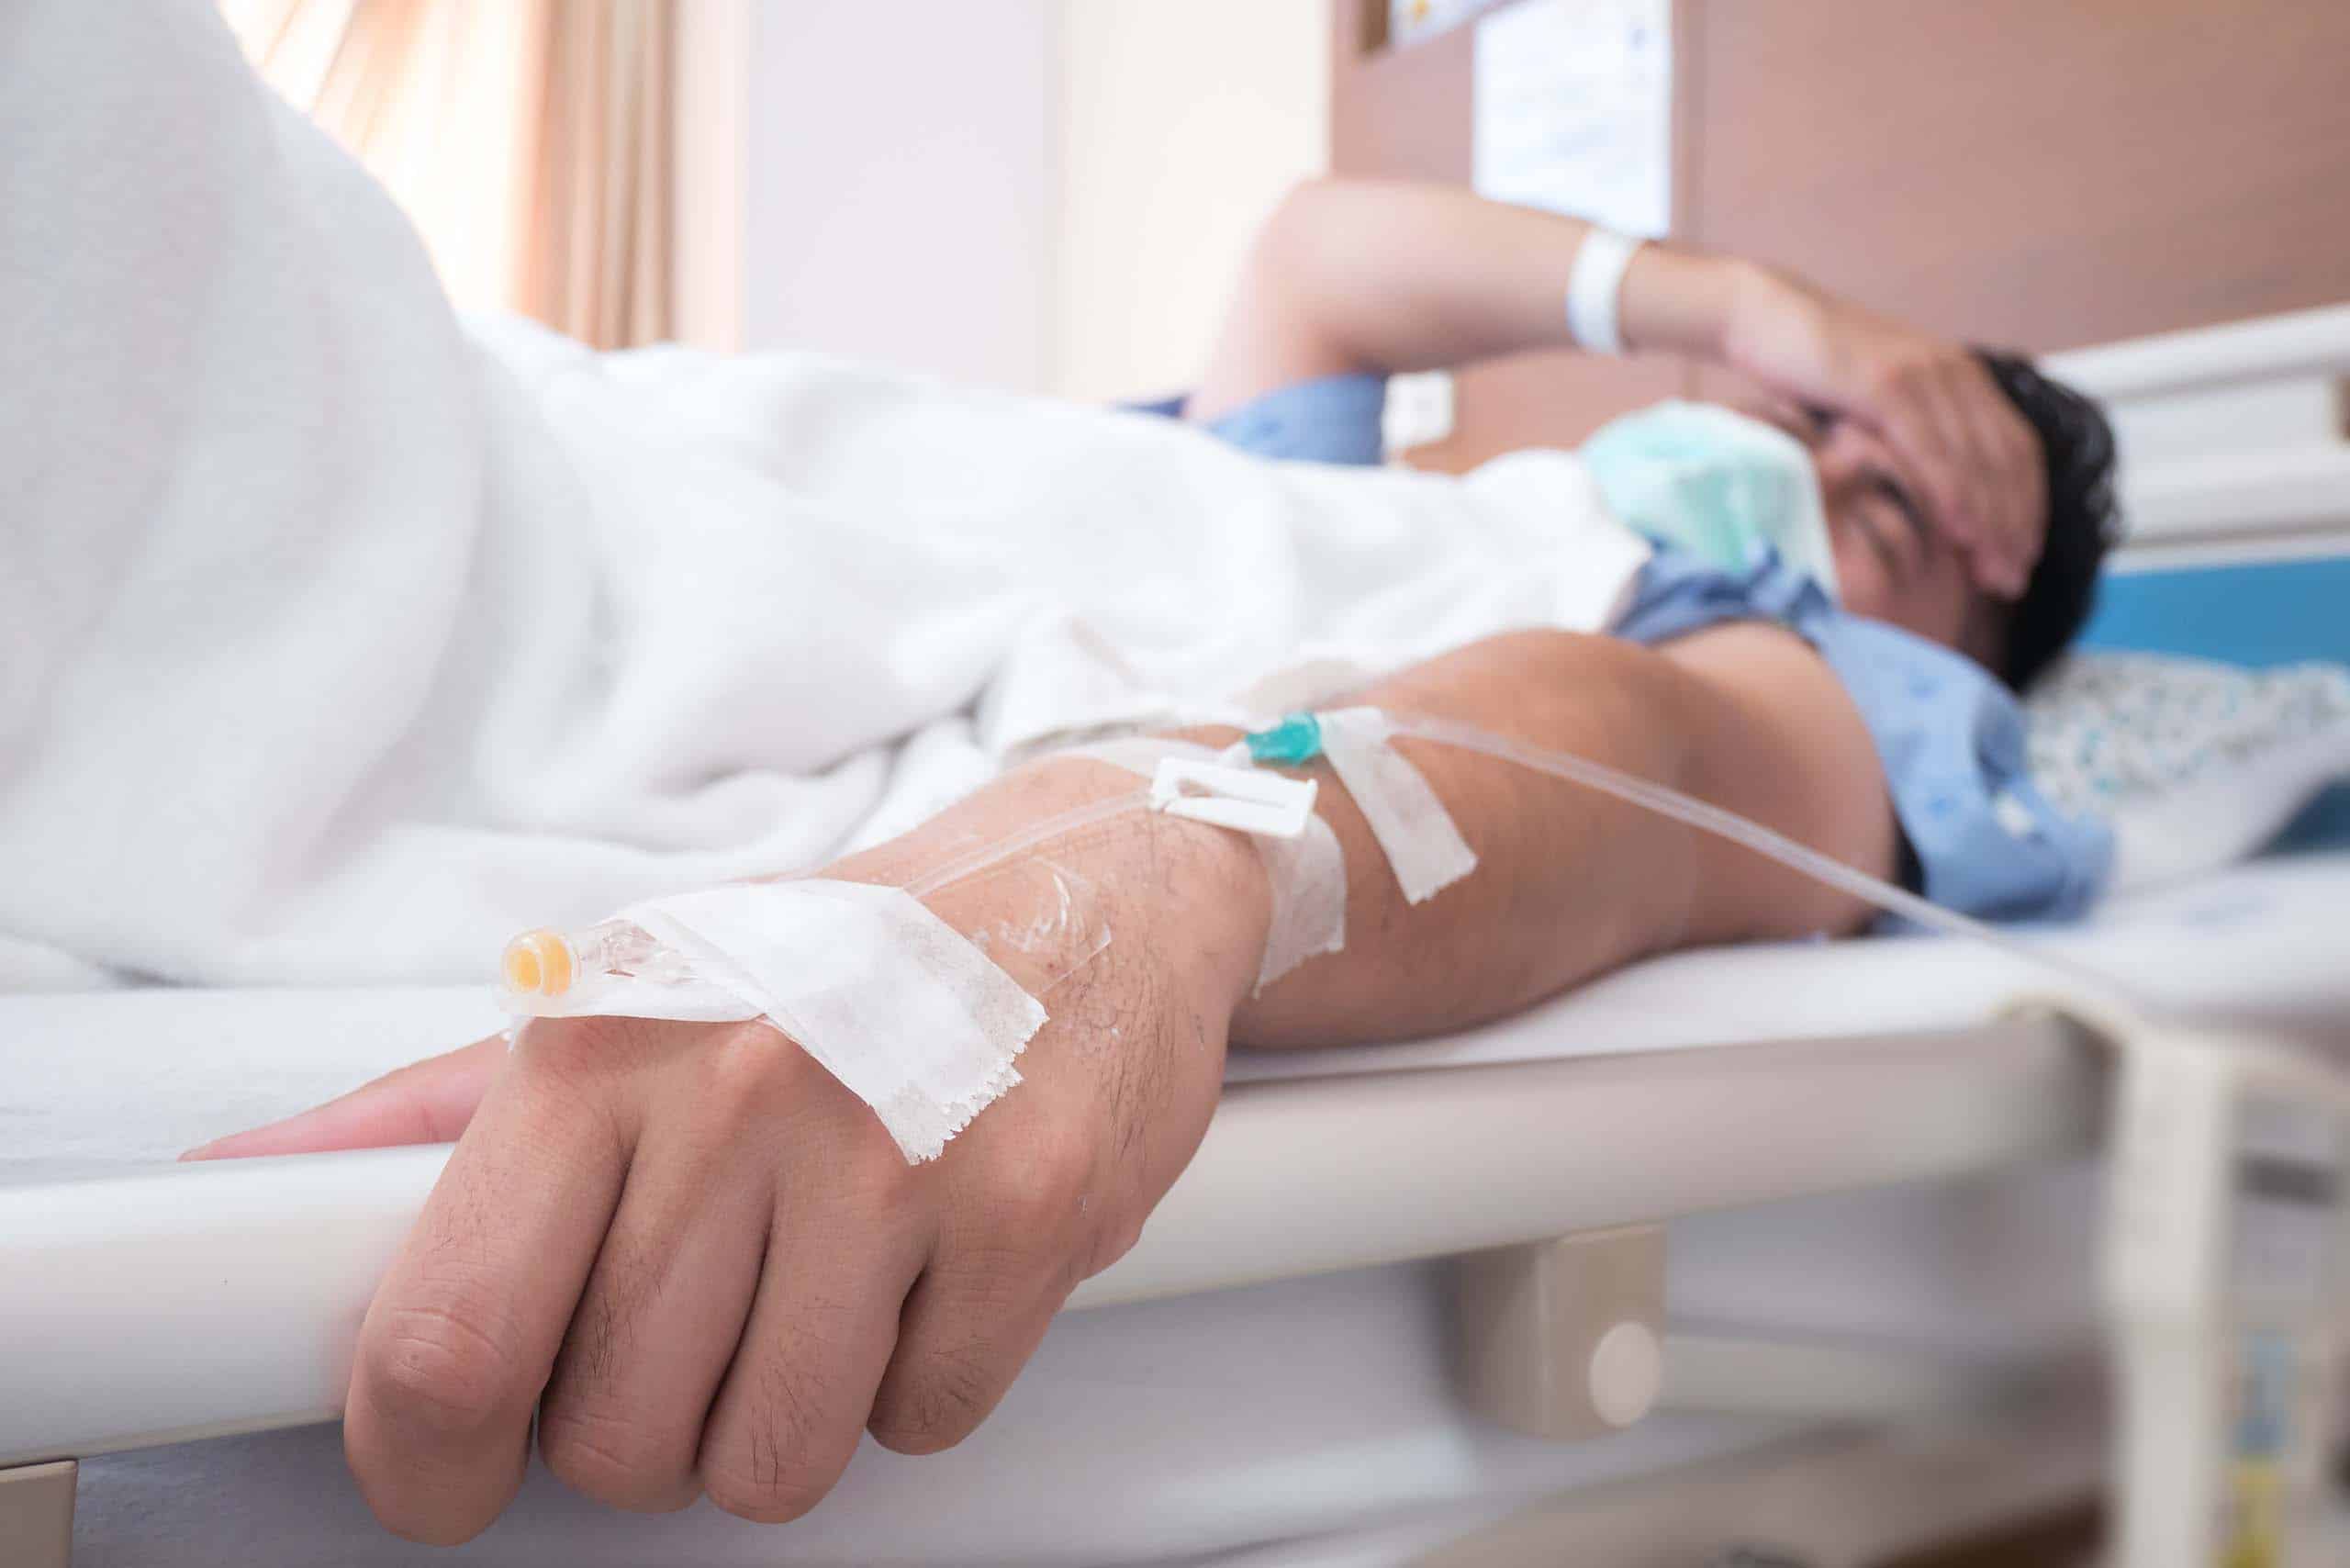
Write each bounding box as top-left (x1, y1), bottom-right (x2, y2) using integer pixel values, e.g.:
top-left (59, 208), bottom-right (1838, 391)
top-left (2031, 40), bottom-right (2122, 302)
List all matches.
top-left (1472, 0), bottom-right (1672, 237)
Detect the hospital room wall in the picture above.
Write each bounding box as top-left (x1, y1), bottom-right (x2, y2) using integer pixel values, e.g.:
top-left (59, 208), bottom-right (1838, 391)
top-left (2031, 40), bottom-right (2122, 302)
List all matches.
top-left (731, 1), bottom-right (1332, 401)
top-left (737, 2), bottom-right (1061, 391)
top-left (1330, 0), bottom-right (2350, 472)
top-left (1052, 1), bottom-right (1333, 405)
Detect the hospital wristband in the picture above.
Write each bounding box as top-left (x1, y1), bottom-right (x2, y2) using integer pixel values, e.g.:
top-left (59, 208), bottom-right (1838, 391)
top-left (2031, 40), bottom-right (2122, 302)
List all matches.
top-left (1564, 227), bottom-right (1645, 356)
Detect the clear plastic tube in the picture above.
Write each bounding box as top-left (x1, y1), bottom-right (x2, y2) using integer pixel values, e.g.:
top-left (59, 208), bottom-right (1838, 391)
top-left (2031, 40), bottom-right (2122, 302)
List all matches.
top-left (1381, 711), bottom-right (2147, 1011)
top-left (902, 790), bottom-right (1151, 901)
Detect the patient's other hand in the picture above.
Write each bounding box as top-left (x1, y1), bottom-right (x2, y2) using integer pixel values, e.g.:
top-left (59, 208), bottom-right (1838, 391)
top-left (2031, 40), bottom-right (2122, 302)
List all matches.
top-left (187, 761), bottom-right (1268, 1544)
top-left (1719, 266), bottom-right (2046, 599)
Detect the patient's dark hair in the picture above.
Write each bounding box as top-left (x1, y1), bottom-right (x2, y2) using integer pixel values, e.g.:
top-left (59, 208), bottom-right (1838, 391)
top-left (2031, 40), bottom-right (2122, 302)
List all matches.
top-left (1975, 349), bottom-right (2121, 691)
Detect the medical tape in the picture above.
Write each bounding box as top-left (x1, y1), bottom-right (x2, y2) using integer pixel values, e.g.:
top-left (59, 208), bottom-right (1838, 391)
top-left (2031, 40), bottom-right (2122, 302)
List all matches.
top-left (959, 860), bottom-right (1113, 998)
top-left (1061, 736), bottom-right (1348, 993)
top-left (1315, 707), bottom-right (1479, 905)
top-left (612, 879), bottom-right (1048, 1163)
top-left (1248, 815), bottom-right (1349, 992)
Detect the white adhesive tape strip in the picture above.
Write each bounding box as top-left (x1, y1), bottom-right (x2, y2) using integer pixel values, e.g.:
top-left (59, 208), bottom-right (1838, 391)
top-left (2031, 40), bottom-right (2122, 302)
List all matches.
top-left (620, 879), bottom-right (1046, 1163)
top-left (1249, 813), bottom-right (1348, 991)
top-left (1316, 708), bottom-right (1478, 904)
top-left (1061, 735), bottom-right (1347, 992)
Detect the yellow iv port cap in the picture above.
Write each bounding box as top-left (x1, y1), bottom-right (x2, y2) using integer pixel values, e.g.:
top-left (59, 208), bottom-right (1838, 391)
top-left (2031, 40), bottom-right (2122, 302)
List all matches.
top-left (499, 929), bottom-right (575, 999)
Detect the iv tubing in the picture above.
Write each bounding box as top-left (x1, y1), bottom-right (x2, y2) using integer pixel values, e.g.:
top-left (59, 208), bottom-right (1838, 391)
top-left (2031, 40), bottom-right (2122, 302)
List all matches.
top-left (875, 713), bottom-right (2146, 1013)
top-left (1382, 712), bottom-right (2147, 1012)
top-left (902, 791), bottom-right (1151, 901)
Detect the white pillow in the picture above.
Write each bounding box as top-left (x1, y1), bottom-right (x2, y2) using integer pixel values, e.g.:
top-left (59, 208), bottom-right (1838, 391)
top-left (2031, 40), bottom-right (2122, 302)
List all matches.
top-left (2024, 651), bottom-right (2350, 892)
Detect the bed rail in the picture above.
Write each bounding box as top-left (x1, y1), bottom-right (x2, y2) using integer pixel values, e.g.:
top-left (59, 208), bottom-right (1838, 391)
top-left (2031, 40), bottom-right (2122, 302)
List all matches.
top-left (2045, 300), bottom-right (2350, 552)
top-left (0, 1014), bottom-right (2100, 1469)
top-left (2044, 302), bottom-right (2350, 404)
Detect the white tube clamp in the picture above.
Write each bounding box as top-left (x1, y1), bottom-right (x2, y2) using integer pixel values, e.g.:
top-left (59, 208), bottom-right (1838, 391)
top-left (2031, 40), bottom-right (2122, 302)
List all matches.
top-left (1150, 758), bottom-right (1318, 839)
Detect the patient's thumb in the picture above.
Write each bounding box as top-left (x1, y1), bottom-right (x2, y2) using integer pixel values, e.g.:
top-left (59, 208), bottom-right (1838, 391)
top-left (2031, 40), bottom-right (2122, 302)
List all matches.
top-left (181, 1035), bottom-right (509, 1159)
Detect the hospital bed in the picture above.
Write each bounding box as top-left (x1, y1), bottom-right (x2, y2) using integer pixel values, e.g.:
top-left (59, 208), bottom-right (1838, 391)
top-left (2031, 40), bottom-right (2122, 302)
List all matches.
top-left (6, 306), bottom-right (2350, 1566)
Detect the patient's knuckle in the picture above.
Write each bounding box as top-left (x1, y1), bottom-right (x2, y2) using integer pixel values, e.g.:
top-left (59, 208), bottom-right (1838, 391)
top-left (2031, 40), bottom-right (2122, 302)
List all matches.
top-left (366, 1296), bottom-right (527, 1439)
top-left (833, 1119), bottom-right (933, 1216)
top-left (867, 1354), bottom-right (997, 1456)
top-left (511, 1013), bottom-right (657, 1097)
top-left (701, 1370), bottom-right (847, 1523)
top-left (702, 1462), bottom-right (834, 1526)
top-left (538, 1402), bottom-right (697, 1512)
top-left (1085, 1209), bottom-right (1149, 1280)
top-left (980, 1127), bottom-right (1094, 1244)
top-left (697, 1020), bottom-right (806, 1111)
top-left (1869, 359), bottom-right (1919, 403)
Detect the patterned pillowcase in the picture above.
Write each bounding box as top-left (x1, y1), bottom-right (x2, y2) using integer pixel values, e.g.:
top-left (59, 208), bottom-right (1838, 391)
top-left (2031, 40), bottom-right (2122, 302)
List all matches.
top-left (2023, 652), bottom-right (2350, 890)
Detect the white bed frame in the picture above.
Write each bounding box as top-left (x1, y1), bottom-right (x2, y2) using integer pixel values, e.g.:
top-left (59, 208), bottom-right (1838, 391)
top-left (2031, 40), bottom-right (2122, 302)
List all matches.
top-left (5, 304), bottom-right (2348, 1568)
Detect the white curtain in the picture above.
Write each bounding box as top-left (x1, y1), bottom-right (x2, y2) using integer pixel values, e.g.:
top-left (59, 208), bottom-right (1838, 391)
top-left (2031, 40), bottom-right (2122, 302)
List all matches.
top-left (221, 0), bottom-right (677, 349)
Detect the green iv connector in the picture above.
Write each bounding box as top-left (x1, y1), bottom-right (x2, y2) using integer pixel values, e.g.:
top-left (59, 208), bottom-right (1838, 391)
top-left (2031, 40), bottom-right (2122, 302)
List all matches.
top-left (1245, 712), bottom-right (1324, 767)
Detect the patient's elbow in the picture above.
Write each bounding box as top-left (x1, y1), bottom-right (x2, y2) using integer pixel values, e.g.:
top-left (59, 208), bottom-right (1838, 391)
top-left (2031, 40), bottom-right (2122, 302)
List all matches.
top-left (1243, 180), bottom-right (1323, 295)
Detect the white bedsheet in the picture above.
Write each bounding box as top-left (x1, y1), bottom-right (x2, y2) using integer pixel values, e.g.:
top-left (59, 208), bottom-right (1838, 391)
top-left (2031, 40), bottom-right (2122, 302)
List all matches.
top-left (1, 1), bottom-right (1649, 996)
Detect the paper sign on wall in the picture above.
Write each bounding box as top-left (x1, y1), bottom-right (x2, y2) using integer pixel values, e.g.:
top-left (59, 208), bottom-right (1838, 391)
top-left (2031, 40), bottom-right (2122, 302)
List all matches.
top-left (1472, 0), bottom-right (1673, 237)
top-left (1390, 0), bottom-right (1482, 47)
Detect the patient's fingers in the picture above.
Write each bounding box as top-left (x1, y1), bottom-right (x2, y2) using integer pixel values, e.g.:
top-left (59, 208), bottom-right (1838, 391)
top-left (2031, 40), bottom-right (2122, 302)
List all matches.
top-left (535, 1025), bottom-right (848, 1514)
top-left (183, 1035), bottom-right (508, 1159)
top-left (697, 1094), bottom-right (927, 1523)
top-left (342, 1020), bottom-right (640, 1544)
top-left (1915, 354), bottom-right (2041, 597)
top-left (863, 1248), bottom-right (1061, 1461)
top-left (1874, 372), bottom-right (1975, 565)
top-left (864, 1110), bottom-right (1094, 1458)
top-left (1954, 361), bottom-right (2046, 595)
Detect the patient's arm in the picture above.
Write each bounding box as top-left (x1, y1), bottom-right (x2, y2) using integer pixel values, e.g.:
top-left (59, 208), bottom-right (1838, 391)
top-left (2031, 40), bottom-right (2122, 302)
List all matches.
top-left (1189, 175), bottom-right (2044, 596)
top-left (1187, 176), bottom-right (1739, 413)
top-left (1225, 621), bottom-right (1895, 1047)
top-left (195, 622), bottom-right (1892, 1544)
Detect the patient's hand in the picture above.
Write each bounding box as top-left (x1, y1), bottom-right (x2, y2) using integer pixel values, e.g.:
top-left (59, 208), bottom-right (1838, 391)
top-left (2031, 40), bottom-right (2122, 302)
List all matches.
top-left (191, 761), bottom-right (1269, 1543)
top-left (1719, 265), bottom-right (2047, 599)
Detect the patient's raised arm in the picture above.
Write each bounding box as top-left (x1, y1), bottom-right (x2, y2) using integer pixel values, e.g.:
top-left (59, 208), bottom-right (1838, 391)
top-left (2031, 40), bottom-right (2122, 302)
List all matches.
top-left (1190, 175), bottom-right (2045, 595)
top-left (193, 621), bottom-right (1897, 1544)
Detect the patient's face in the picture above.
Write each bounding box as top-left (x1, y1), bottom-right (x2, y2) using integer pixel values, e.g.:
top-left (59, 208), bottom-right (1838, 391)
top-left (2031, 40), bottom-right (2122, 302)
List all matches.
top-left (1739, 399), bottom-right (2010, 669)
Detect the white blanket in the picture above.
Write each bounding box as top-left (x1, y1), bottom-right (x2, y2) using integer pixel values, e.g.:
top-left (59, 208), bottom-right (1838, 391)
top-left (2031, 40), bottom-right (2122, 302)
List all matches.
top-left (0, 0), bottom-right (1648, 989)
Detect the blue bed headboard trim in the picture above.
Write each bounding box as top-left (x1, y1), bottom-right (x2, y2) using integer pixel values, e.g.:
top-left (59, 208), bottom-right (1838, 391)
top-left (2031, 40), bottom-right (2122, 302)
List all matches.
top-left (2084, 551), bottom-right (2350, 668)
top-left (2081, 548), bottom-right (2350, 849)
